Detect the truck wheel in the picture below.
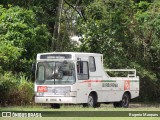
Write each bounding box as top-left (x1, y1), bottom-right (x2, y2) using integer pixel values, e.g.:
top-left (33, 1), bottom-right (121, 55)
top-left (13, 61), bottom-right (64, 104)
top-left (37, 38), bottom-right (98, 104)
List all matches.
top-left (82, 93), bottom-right (100, 108)
top-left (88, 94), bottom-right (95, 107)
top-left (113, 93), bottom-right (130, 108)
top-left (87, 93), bottom-right (99, 108)
top-left (121, 93), bottom-right (130, 108)
top-left (50, 103), bottom-right (60, 109)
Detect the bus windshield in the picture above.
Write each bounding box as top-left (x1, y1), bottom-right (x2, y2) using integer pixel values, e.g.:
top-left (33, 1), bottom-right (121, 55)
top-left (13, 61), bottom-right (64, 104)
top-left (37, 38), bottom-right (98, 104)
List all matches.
top-left (36, 61), bottom-right (76, 85)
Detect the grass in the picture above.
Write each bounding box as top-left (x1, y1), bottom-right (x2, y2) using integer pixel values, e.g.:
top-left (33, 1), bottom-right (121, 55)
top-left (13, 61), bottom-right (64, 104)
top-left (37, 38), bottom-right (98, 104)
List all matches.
top-left (1, 103), bottom-right (160, 111)
top-left (0, 104), bottom-right (160, 120)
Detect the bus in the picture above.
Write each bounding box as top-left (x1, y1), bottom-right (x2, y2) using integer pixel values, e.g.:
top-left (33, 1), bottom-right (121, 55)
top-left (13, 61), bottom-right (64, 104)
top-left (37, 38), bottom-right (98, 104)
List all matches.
top-left (34, 52), bottom-right (139, 108)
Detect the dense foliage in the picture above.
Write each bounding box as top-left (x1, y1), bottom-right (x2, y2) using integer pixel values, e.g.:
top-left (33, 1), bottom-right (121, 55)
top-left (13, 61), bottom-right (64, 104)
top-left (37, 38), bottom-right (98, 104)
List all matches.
top-left (77, 0), bottom-right (160, 101)
top-left (0, 5), bottom-right (51, 75)
top-left (0, 72), bottom-right (34, 106)
top-left (0, 0), bottom-right (159, 106)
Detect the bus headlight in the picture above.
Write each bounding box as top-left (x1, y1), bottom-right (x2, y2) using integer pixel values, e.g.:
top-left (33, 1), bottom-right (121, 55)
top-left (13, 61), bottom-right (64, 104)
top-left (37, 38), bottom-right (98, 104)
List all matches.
top-left (65, 91), bottom-right (77, 97)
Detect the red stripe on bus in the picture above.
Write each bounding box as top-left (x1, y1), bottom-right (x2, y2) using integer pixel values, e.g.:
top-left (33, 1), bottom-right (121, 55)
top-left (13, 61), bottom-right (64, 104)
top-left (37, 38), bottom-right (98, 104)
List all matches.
top-left (81, 80), bottom-right (102, 83)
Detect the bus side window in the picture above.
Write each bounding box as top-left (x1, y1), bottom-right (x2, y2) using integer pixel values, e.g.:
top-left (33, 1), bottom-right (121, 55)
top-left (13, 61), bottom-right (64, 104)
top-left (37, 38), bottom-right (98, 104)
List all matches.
top-left (77, 61), bottom-right (89, 80)
top-left (89, 56), bottom-right (96, 72)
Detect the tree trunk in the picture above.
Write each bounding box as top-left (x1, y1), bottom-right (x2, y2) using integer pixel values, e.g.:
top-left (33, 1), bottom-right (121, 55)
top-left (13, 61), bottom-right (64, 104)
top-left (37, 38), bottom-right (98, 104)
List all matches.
top-left (51, 0), bottom-right (63, 51)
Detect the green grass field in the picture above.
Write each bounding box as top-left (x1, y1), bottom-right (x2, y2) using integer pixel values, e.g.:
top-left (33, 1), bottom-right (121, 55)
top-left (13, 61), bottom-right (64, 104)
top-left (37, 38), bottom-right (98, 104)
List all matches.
top-left (0, 104), bottom-right (160, 120)
top-left (1, 103), bottom-right (160, 111)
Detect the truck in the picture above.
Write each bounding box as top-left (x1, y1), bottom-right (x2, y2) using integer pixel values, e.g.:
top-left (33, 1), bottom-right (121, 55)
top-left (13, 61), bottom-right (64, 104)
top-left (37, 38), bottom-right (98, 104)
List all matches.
top-left (34, 52), bottom-right (139, 108)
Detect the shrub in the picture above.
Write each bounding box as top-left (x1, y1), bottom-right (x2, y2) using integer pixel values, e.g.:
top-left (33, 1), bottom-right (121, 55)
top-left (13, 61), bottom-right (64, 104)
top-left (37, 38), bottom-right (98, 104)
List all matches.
top-left (0, 72), bottom-right (18, 106)
top-left (12, 74), bottom-right (34, 105)
top-left (0, 72), bottom-right (34, 106)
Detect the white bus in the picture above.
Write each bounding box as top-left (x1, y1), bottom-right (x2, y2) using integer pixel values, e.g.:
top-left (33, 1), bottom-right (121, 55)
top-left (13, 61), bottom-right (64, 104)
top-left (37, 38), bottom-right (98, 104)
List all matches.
top-left (34, 52), bottom-right (139, 108)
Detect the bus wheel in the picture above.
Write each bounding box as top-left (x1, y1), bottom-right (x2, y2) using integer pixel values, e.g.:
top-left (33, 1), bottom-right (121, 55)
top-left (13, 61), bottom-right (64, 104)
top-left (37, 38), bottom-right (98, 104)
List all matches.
top-left (121, 93), bottom-right (130, 108)
top-left (113, 93), bottom-right (130, 108)
top-left (87, 93), bottom-right (98, 108)
top-left (50, 103), bottom-right (60, 109)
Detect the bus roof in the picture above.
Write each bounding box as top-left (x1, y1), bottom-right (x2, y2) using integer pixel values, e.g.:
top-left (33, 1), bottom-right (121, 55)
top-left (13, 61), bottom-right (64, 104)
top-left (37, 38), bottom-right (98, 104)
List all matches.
top-left (37, 52), bottom-right (102, 61)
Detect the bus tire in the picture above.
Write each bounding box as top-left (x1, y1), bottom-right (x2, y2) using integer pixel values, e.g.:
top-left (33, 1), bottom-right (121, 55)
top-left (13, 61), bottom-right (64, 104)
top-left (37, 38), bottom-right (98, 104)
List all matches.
top-left (87, 93), bottom-right (98, 108)
top-left (50, 103), bottom-right (60, 109)
top-left (113, 93), bottom-right (130, 108)
top-left (121, 93), bottom-right (130, 108)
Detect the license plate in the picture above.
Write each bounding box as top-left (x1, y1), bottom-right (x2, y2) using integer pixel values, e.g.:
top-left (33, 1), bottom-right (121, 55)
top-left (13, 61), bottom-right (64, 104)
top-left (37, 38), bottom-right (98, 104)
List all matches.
top-left (50, 99), bottom-right (57, 102)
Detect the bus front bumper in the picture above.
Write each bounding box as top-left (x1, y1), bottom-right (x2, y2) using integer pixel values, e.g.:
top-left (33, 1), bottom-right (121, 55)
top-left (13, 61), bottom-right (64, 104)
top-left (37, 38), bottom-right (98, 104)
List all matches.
top-left (35, 96), bottom-right (77, 104)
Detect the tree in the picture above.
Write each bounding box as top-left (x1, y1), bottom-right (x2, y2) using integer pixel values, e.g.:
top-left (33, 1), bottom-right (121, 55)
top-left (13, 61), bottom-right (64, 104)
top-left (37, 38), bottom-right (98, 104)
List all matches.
top-left (132, 0), bottom-right (160, 100)
top-left (0, 6), bottom-right (51, 74)
top-left (77, 0), bottom-right (135, 68)
top-left (77, 0), bottom-right (160, 101)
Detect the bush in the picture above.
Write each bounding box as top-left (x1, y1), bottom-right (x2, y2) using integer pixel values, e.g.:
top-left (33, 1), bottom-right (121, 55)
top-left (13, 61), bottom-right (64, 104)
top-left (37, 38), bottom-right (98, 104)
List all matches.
top-left (0, 72), bottom-right (34, 106)
top-left (0, 72), bottom-right (18, 106)
top-left (10, 74), bottom-right (34, 105)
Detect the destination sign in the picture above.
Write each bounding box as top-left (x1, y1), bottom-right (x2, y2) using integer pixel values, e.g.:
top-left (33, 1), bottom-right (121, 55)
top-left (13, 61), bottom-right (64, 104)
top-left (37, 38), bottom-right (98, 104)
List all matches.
top-left (40, 54), bottom-right (72, 59)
